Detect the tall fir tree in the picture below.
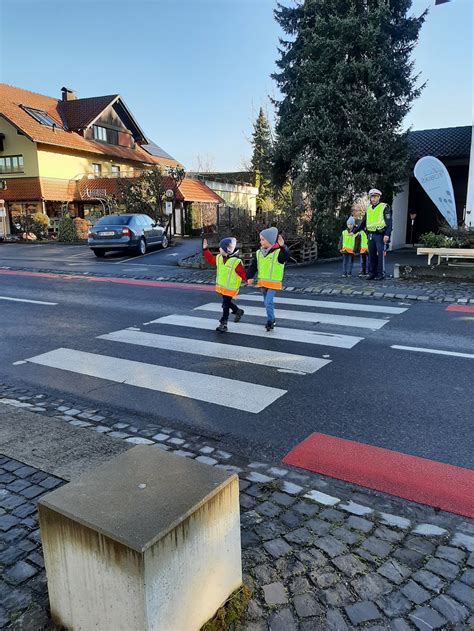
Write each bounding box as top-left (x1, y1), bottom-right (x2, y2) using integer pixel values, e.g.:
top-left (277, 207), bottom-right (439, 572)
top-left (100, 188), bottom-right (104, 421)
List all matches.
top-left (251, 108), bottom-right (274, 211)
top-left (272, 0), bottom-right (426, 248)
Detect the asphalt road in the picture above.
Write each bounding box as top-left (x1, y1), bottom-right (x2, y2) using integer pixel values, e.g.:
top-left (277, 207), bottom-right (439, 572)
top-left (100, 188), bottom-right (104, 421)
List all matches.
top-left (0, 237), bottom-right (201, 272)
top-left (0, 270), bottom-right (472, 469)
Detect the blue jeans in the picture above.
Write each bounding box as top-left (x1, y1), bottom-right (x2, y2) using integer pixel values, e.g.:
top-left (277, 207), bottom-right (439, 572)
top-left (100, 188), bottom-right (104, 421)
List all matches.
top-left (262, 288), bottom-right (276, 323)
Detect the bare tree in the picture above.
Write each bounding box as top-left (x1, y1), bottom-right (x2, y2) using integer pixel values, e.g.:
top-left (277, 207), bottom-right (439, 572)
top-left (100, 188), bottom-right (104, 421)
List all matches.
top-left (115, 167), bottom-right (165, 222)
top-left (191, 153), bottom-right (216, 173)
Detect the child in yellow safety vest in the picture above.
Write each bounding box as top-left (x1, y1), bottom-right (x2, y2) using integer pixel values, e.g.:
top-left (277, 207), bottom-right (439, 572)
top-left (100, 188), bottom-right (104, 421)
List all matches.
top-left (247, 227), bottom-right (291, 331)
top-left (358, 228), bottom-right (369, 277)
top-left (339, 217), bottom-right (357, 277)
top-left (203, 237), bottom-right (247, 333)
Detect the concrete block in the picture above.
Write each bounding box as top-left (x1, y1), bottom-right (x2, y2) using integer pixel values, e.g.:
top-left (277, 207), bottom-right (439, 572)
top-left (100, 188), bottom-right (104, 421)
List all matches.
top-left (38, 445), bottom-right (242, 631)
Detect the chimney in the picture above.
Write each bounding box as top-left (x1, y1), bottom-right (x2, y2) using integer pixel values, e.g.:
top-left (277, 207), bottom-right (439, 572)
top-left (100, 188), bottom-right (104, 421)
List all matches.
top-left (61, 87), bottom-right (77, 101)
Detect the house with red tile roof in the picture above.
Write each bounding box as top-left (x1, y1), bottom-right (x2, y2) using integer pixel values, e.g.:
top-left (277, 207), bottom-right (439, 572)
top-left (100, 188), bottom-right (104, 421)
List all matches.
top-left (0, 84), bottom-right (223, 236)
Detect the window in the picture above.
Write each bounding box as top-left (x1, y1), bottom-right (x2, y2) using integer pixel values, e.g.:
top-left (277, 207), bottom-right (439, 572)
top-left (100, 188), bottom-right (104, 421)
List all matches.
top-left (107, 128), bottom-right (118, 145)
top-left (93, 125), bottom-right (107, 142)
top-left (22, 106), bottom-right (60, 128)
top-left (95, 215), bottom-right (131, 226)
top-left (93, 125), bottom-right (118, 145)
top-left (0, 155), bottom-right (24, 174)
top-left (92, 163), bottom-right (102, 176)
top-left (111, 165), bottom-right (120, 177)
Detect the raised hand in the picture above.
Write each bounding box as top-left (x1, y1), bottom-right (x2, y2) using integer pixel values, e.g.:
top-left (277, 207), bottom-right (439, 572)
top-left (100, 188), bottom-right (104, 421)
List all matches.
top-left (202, 238), bottom-right (208, 249)
top-left (277, 235), bottom-right (285, 246)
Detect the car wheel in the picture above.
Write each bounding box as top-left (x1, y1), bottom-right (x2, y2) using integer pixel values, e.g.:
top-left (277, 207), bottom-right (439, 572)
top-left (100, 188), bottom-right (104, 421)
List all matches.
top-left (161, 234), bottom-right (168, 249)
top-left (93, 250), bottom-right (106, 258)
top-left (137, 238), bottom-right (147, 255)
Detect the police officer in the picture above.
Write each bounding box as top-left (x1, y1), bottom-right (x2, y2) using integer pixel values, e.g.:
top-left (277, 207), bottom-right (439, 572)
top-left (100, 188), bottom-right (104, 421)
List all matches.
top-left (355, 189), bottom-right (392, 280)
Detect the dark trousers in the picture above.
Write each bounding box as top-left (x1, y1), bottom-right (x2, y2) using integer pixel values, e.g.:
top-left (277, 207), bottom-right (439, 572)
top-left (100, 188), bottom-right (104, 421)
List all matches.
top-left (368, 233), bottom-right (385, 277)
top-left (342, 253), bottom-right (354, 275)
top-left (360, 253), bottom-right (368, 274)
top-left (221, 294), bottom-right (238, 322)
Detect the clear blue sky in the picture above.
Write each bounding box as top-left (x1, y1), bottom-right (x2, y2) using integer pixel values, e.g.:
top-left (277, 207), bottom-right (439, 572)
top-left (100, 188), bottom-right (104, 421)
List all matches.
top-left (0, 0), bottom-right (472, 171)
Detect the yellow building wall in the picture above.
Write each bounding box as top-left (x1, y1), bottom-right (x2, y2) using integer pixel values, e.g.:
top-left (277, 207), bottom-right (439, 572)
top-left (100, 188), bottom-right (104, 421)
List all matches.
top-left (203, 181), bottom-right (258, 214)
top-left (217, 189), bottom-right (257, 213)
top-left (37, 145), bottom-right (140, 179)
top-left (0, 116), bottom-right (39, 177)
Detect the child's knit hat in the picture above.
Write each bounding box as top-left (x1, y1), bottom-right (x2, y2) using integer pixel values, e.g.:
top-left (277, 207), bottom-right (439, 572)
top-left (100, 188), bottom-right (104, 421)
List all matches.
top-left (219, 237), bottom-right (237, 254)
top-left (346, 216), bottom-right (355, 227)
top-left (260, 227), bottom-right (278, 245)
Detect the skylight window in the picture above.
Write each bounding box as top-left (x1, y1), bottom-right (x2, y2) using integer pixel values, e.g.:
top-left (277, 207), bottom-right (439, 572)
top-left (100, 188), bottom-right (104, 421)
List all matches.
top-left (22, 106), bottom-right (61, 128)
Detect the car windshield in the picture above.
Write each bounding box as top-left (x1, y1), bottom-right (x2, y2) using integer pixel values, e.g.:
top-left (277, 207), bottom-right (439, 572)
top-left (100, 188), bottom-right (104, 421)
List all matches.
top-left (94, 216), bottom-right (131, 226)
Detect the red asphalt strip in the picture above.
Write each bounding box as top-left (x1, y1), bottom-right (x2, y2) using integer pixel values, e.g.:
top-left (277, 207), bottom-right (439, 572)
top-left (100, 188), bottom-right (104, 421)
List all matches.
top-left (282, 432), bottom-right (474, 518)
top-left (446, 304), bottom-right (474, 313)
top-left (0, 269), bottom-right (215, 292)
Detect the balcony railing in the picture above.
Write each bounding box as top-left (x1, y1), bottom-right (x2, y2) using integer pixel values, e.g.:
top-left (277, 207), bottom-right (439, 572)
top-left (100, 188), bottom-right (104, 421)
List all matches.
top-left (0, 166), bottom-right (24, 174)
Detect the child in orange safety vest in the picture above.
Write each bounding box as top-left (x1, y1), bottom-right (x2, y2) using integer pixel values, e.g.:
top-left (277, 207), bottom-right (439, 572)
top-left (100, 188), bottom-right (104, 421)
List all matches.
top-left (358, 227), bottom-right (369, 277)
top-left (203, 236), bottom-right (247, 332)
top-left (339, 216), bottom-right (357, 277)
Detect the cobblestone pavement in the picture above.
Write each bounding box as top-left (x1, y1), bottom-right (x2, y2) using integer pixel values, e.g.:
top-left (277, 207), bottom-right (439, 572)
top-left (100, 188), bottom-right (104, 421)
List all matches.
top-left (1, 262), bottom-right (474, 303)
top-left (1, 386), bottom-right (473, 630)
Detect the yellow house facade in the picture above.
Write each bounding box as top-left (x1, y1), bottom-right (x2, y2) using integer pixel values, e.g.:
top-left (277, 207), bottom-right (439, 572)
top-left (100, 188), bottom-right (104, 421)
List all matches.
top-left (0, 84), bottom-right (180, 235)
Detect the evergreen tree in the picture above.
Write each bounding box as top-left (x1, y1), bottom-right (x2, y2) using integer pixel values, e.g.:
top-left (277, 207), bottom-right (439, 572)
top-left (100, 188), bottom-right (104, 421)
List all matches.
top-left (251, 108), bottom-right (274, 211)
top-left (272, 0), bottom-right (426, 245)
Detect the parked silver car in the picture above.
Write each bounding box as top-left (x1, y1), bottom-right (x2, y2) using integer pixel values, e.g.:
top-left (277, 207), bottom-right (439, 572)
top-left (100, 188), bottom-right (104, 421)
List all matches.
top-left (88, 214), bottom-right (168, 257)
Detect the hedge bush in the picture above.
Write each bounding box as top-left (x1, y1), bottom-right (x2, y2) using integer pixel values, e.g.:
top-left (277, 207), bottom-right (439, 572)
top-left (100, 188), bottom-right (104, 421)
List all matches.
top-left (420, 231), bottom-right (473, 249)
top-left (29, 212), bottom-right (49, 239)
top-left (57, 216), bottom-right (76, 242)
top-left (73, 218), bottom-right (89, 240)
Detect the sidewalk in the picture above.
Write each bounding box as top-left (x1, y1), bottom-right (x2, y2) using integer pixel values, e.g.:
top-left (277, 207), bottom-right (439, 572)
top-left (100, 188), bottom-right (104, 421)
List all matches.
top-left (1, 388), bottom-right (473, 630)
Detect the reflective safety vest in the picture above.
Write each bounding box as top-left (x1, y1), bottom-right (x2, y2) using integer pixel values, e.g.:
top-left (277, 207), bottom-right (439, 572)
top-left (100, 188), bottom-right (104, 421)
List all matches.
top-left (215, 254), bottom-right (242, 297)
top-left (359, 230), bottom-right (368, 253)
top-left (256, 249), bottom-right (285, 290)
top-left (366, 203), bottom-right (386, 232)
top-left (341, 230), bottom-right (356, 254)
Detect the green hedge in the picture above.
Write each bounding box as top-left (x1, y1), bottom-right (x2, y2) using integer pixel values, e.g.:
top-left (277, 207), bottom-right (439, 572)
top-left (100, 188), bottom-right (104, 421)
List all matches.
top-left (420, 232), bottom-right (473, 249)
top-left (57, 216), bottom-right (77, 242)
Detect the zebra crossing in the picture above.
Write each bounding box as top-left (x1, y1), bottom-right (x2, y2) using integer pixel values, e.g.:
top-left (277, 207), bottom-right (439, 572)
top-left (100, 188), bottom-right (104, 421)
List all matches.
top-left (19, 294), bottom-right (409, 414)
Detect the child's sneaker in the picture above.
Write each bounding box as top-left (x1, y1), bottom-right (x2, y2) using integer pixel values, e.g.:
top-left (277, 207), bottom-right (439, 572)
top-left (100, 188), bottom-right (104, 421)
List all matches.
top-left (234, 308), bottom-right (244, 322)
top-left (216, 322), bottom-right (228, 333)
top-left (265, 321), bottom-right (273, 332)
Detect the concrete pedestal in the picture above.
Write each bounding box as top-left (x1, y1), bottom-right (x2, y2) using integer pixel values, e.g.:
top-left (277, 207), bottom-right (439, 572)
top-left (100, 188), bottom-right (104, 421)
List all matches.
top-left (38, 445), bottom-right (242, 631)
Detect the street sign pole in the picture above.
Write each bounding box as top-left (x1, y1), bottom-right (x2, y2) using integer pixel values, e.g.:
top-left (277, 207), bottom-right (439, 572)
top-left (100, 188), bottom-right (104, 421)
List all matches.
top-left (0, 199), bottom-right (6, 239)
top-left (164, 189), bottom-right (174, 239)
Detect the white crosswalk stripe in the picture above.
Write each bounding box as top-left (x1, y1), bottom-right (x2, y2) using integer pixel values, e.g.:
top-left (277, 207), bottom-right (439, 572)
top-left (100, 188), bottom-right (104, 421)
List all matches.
top-left (99, 329), bottom-right (331, 374)
top-left (150, 315), bottom-right (363, 349)
top-left (238, 294), bottom-right (407, 314)
top-left (195, 303), bottom-right (390, 330)
top-left (17, 296), bottom-right (410, 414)
top-left (24, 348), bottom-right (287, 413)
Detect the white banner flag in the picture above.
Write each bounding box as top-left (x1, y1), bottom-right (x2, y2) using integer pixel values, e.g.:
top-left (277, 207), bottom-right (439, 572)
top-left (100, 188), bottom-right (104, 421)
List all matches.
top-left (414, 156), bottom-right (457, 229)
